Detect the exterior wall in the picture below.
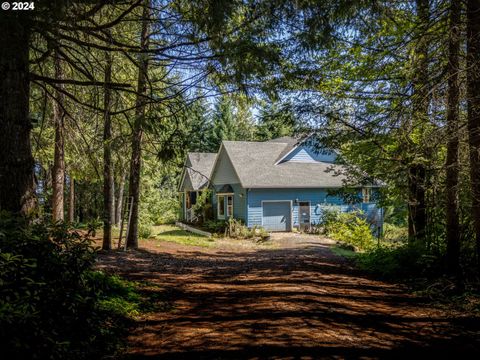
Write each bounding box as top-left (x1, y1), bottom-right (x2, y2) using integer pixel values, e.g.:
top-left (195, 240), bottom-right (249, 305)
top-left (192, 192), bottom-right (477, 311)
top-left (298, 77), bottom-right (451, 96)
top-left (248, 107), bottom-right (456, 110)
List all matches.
top-left (211, 149), bottom-right (239, 184)
top-left (247, 188), bottom-right (383, 231)
top-left (212, 183), bottom-right (247, 222)
top-left (281, 145), bottom-right (337, 163)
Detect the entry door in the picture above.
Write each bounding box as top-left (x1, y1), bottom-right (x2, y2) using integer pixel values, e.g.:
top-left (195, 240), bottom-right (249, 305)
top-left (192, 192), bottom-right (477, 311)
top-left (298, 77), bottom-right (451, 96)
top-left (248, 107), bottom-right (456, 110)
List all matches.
top-left (299, 202), bottom-right (310, 231)
top-left (262, 201), bottom-right (291, 231)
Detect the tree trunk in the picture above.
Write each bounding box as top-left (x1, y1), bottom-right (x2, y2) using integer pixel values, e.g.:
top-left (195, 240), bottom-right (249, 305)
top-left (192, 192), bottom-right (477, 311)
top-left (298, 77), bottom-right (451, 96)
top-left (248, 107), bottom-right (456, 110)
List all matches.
top-left (69, 176), bottom-right (75, 223)
top-left (0, 16), bottom-right (36, 215)
top-left (446, 0), bottom-right (461, 276)
top-left (126, 0), bottom-right (151, 249)
top-left (116, 168), bottom-right (127, 226)
top-left (467, 0), bottom-right (480, 271)
top-left (408, 0), bottom-right (429, 244)
top-left (102, 42), bottom-right (114, 250)
top-left (52, 51), bottom-right (66, 222)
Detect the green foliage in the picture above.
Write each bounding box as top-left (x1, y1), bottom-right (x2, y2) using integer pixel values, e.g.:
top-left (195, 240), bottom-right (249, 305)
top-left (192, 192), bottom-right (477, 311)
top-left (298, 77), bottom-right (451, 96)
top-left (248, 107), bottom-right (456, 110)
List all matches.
top-left (0, 213), bottom-right (137, 359)
top-left (192, 189), bottom-right (213, 223)
top-left (138, 222), bottom-right (153, 239)
top-left (203, 219), bottom-right (228, 234)
top-left (255, 101), bottom-right (296, 141)
top-left (140, 155), bottom-right (179, 227)
top-left (212, 95), bottom-right (236, 148)
top-left (86, 271), bottom-right (141, 318)
top-left (226, 218), bottom-right (270, 241)
top-left (86, 217), bottom-right (102, 236)
top-left (356, 244), bottom-right (443, 280)
top-left (383, 223), bottom-right (408, 243)
top-left (320, 209), bottom-right (375, 251)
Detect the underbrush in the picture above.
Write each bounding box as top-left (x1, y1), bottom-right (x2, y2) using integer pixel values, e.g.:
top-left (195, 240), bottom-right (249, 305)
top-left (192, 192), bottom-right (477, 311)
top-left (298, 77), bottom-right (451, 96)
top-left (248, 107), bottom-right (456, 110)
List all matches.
top-left (322, 210), bottom-right (376, 251)
top-left (0, 212), bottom-right (141, 359)
top-left (203, 218), bottom-right (270, 241)
top-left (355, 243), bottom-right (442, 279)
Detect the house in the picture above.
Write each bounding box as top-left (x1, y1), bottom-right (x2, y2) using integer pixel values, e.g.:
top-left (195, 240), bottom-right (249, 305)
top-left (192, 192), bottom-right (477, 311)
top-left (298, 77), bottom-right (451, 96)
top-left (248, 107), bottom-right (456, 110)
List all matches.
top-left (179, 136), bottom-right (383, 232)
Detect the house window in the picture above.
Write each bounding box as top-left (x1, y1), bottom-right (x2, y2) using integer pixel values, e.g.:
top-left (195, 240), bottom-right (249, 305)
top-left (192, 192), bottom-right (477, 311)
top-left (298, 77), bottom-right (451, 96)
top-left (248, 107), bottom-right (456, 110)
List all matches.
top-left (217, 194), bottom-right (233, 219)
top-left (362, 188), bottom-right (371, 203)
top-left (185, 192), bottom-right (191, 209)
top-left (227, 195), bottom-right (233, 217)
top-left (218, 196), bottom-right (225, 218)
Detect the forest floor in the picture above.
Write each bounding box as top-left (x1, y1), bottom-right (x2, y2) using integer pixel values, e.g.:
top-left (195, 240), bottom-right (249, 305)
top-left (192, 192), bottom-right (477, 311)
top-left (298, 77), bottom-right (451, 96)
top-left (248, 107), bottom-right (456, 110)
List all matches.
top-left (96, 233), bottom-right (480, 359)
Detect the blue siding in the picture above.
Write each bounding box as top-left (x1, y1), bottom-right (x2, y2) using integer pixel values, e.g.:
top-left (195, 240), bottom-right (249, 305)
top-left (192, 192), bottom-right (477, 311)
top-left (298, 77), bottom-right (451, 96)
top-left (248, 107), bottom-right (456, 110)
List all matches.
top-left (247, 188), bottom-right (383, 231)
top-left (281, 145), bottom-right (337, 163)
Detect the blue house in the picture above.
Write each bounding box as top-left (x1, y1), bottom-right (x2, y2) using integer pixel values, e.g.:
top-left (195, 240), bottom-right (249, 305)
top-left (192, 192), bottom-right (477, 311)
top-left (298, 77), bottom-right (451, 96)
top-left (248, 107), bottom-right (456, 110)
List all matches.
top-left (179, 136), bottom-right (383, 232)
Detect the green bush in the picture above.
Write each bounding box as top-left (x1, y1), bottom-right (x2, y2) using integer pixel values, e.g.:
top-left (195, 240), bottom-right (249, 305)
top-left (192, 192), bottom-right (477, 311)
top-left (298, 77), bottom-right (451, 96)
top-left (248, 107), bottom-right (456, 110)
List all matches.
top-left (356, 244), bottom-right (442, 279)
top-left (0, 212), bottom-right (137, 359)
top-left (321, 210), bottom-right (375, 251)
top-left (203, 219), bottom-right (227, 234)
top-left (383, 223), bottom-right (408, 243)
top-left (138, 222), bottom-right (153, 239)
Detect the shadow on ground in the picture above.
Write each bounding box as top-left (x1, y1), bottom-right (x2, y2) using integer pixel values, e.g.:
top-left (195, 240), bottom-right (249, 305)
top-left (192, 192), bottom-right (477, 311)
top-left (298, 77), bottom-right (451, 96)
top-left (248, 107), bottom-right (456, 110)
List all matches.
top-left (97, 241), bottom-right (480, 359)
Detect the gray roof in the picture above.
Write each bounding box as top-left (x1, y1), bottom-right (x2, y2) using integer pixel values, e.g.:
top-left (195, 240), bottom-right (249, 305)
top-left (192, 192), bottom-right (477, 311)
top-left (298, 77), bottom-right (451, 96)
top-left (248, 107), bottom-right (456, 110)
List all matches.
top-left (221, 139), bottom-right (350, 188)
top-left (185, 152), bottom-right (217, 190)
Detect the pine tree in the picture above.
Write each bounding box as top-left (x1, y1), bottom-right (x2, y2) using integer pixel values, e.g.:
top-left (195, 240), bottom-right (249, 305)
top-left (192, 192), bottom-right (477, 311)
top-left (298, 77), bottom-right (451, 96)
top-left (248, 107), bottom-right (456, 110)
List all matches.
top-left (211, 95), bottom-right (236, 149)
top-left (256, 101), bottom-right (296, 141)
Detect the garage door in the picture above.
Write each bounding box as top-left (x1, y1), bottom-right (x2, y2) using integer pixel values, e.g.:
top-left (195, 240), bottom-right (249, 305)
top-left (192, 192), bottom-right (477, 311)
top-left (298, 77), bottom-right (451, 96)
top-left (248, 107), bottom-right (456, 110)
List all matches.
top-left (262, 201), bottom-right (291, 231)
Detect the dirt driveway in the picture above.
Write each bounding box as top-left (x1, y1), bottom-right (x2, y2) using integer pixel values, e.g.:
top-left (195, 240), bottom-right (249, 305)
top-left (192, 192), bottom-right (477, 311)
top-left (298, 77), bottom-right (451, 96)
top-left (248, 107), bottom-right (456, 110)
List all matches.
top-left (97, 235), bottom-right (480, 359)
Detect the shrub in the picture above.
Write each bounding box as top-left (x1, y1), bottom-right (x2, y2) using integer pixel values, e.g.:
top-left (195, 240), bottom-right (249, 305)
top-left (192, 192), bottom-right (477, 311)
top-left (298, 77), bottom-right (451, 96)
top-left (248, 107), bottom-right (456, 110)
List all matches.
top-left (382, 223), bottom-right (408, 243)
top-left (86, 217), bottom-right (102, 236)
top-left (226, 218), bottom-right (251, 238)
top-left (226, 219), bottom-right (270, 241)
top-left (138, 222), bottom-right (153, 239)
top-left (0, 212), bottom-right (136, 359)
top-left (356, 243), bottom-right (443, 279)
top-left (320, 210), bottom-right (376, 251)
top-left (203, 219), bottom-right (227, 234)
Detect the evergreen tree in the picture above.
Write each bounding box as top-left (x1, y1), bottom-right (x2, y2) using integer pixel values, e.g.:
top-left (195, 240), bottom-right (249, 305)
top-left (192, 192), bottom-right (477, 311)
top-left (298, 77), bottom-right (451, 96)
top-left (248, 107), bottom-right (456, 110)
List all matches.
top-left (256, 101), bottom-right (296, 141)
top-left (234, 95), bottom-right (256, 141)
top-left (211, 95), bottom-right (236, 149)
top-left (186, 93), bottom-right (214, 152)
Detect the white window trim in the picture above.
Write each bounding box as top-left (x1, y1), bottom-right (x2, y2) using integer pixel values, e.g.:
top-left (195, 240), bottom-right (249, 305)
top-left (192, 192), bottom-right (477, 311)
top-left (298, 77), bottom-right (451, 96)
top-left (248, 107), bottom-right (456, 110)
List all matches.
top-left (217, 193), bottom-right (234, 219)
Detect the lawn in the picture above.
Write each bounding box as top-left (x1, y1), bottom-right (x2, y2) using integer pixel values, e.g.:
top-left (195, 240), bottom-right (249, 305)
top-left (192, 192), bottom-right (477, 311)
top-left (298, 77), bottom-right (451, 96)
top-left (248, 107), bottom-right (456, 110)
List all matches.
top-left (150, 225), bottom-right (215, 247)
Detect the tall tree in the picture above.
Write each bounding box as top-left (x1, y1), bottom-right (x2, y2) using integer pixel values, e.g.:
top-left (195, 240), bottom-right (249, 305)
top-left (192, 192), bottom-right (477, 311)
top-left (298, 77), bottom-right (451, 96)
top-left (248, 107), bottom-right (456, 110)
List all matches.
top-left (126, 0), bottom-right (151, 249)
top-left (467, 0), bottom-right (480, 269)
top-left (408, 0), bottom-right (430, 244)
top-left (186, 93), bottom-right (214, 152)
top-left (0, 13), bottom-right (36, 214)
top-left (446, 0), bottom-right (462, 276)
top-left (68, 176), bottom-right (75, 223)
top-left (102, 38), bottom-right (114, 250)
top-left (212, 95), bottom-right (236, 149)
top-left (256, 101), bottom-right (296, 141)
top-left (52, 51), bottom-right (66, 222)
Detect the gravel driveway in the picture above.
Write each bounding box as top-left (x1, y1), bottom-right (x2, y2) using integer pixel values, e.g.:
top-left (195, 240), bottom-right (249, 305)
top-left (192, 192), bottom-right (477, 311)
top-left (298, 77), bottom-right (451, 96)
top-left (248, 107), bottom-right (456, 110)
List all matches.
top-left (96, 234), bottom-right (480, 359)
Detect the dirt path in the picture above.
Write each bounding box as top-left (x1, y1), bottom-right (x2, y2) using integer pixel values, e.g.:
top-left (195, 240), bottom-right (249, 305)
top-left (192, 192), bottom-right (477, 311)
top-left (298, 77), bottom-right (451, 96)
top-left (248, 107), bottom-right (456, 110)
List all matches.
top-left (97, 236), bottom-right (480, 359)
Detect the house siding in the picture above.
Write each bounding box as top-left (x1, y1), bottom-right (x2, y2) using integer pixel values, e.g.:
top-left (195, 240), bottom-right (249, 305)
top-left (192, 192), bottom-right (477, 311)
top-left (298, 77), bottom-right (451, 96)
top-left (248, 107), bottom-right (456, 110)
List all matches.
top-left (247, 188), bottom-right (383, 230)
top-left (211, 149), bottom-right (239, 184)
top-left (281, 145), bottom-right (337, 163)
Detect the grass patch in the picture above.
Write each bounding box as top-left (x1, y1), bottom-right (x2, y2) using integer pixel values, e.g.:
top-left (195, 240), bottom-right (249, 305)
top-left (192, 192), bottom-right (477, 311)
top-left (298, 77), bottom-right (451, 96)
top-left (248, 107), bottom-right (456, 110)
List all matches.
top-left (331, 245), bottom-right (357, 260)
top-left (150, 225), bottom-right (215, 247)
